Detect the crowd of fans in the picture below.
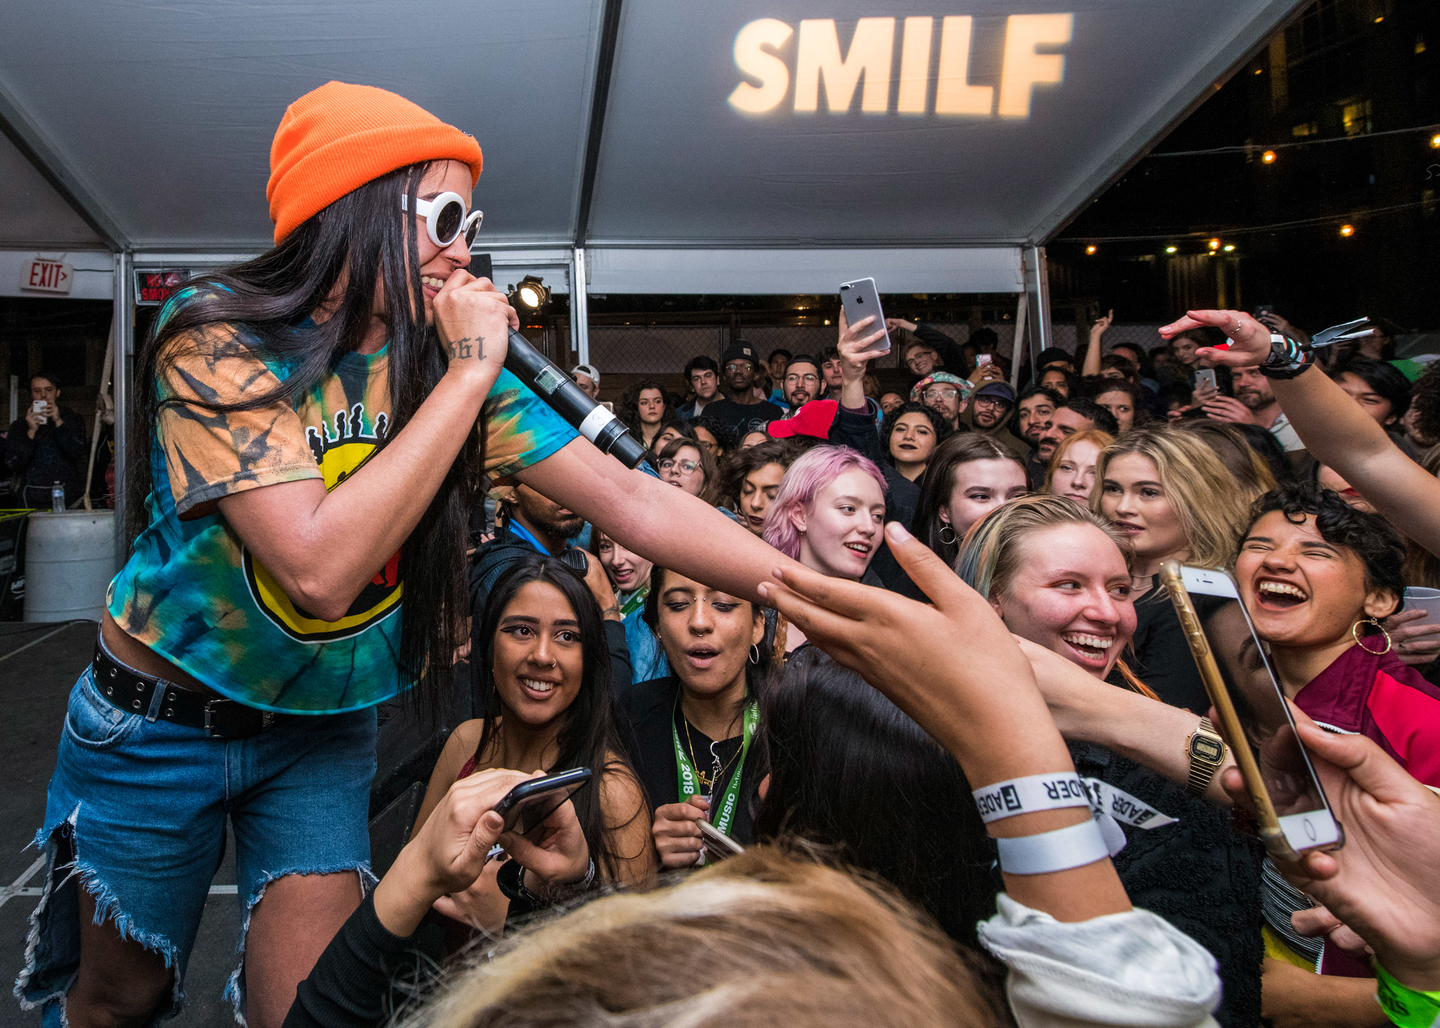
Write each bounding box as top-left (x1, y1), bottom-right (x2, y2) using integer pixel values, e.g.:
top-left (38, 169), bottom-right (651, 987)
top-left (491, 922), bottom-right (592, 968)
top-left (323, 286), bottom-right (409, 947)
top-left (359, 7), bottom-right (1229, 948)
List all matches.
top-left (286, 306), bottom-right (1440, 1028)
top-left (32, 85), bottom-right (1440, 1028)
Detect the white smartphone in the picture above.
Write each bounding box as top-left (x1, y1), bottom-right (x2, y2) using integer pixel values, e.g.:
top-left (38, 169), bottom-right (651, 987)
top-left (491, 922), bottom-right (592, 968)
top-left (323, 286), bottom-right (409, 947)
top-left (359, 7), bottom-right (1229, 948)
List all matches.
top-left (976, 353), bottom-right (992, 366)
top-left (31, 400), bottom-right (47, 425)
top-left (1164, 563), bottom-right (1342, 859)
top-left (838, 278), bottom-right (891, 354)
top-left (1194, 368), bottom-right (1218, 393)
top-left (698, 819), bottom-right (744, 862)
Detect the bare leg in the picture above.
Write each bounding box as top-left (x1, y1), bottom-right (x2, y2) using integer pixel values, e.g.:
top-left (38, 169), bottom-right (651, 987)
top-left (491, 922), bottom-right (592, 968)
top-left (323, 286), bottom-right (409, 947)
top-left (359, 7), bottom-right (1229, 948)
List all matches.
top-left (67, 887), bottom-right (173, 1028)
top-left (241, 872), bottom-right (363, 1028)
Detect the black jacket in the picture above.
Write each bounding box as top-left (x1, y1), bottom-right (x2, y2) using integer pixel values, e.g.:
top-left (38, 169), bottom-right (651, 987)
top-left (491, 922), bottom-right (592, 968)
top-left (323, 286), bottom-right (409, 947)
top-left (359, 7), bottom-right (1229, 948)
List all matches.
top-left (1069, 741), bottom-right (1264, 1028)
top-left (5, 408), bottom-right (87, 502)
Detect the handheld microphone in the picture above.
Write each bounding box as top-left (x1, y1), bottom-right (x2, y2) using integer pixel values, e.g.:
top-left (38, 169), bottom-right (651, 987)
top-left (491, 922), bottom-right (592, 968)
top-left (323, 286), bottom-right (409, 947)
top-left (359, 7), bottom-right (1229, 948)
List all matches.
top-left (504, 329), bottom-right (647, 469)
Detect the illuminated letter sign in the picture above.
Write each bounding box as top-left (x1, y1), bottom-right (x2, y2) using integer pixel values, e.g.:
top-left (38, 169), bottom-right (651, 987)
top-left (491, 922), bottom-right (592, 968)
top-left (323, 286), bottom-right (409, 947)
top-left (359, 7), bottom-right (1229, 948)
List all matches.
top-left (794, 17), bottom-right (895, 113)
top-left (998, 14), bottom-right (1074, 118)
top-left (729, 18), bottom-right (794, 113)
top-left (729, 13), bottom-right (1072, 119)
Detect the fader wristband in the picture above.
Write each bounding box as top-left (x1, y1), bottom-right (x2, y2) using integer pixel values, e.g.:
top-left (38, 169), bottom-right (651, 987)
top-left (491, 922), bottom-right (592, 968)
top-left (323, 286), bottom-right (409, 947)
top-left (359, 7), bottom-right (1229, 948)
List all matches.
top-left (973, 772), bottom-right (1092, 824)
top-left (995, 818), bottom-right (1110, 876)
top-left (1375, 962), bottom-right (1440, 1028)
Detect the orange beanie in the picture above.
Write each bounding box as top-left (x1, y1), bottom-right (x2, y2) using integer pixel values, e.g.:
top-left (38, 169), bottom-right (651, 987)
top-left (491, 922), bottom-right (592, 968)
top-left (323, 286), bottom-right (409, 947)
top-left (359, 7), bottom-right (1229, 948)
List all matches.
top-left (267, 81), bottom-right (484, 245)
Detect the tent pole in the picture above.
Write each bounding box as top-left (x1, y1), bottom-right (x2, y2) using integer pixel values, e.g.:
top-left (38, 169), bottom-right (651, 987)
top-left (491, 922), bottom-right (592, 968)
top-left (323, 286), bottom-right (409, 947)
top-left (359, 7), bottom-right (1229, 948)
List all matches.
top-left (112, 251), bottom-right (132, 569)
top-left (1010, 294), bottom-right (1027, 389)
top-left (1023, 246), bottom-right (1052, 374)
top-left (571, 248), bottom-right (590, 368)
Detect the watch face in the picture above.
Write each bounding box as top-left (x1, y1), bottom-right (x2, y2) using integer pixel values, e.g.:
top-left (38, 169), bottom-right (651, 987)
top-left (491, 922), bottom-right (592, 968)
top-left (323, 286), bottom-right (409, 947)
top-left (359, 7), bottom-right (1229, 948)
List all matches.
top-left (1190, 736), bottom-right (1225, 763)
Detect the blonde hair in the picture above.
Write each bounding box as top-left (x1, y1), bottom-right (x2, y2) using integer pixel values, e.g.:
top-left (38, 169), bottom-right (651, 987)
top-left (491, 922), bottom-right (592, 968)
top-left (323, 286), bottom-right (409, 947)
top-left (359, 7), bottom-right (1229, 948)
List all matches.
top-left (1172, 420), bottom-right (1277, 500)
top-left (1093, 426), bottom-right (1251, 569)
top-left (1041, 428), bottom-right (1115, 499)
top-left (954, 494), bottom-right (1156, 699)
top-left (406, 848), bottom-right (1003, 1028)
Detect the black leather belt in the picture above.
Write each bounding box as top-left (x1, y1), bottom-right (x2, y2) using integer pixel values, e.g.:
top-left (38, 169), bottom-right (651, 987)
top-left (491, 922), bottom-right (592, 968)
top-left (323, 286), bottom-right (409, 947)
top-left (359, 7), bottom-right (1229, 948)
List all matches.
top-left (92, 644), bottom-right (285, 739)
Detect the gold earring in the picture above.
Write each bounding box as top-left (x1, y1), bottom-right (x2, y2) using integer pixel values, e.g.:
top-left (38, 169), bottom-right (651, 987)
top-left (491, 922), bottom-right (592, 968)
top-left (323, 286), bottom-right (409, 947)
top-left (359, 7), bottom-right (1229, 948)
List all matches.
top-left (1352, 618), bottom-right (1392, 655)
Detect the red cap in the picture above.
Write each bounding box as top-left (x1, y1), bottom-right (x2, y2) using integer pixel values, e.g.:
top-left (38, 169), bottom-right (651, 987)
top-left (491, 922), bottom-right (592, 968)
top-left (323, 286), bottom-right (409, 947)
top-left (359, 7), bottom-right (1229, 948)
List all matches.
top-left (765, 400), bottom-right (839, 439)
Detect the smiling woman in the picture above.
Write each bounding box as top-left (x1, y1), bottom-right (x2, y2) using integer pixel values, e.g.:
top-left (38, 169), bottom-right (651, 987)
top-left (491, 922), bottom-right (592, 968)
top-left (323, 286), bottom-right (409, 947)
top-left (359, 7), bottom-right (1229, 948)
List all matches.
top-left (763, 445), bottom-right (887, 582)
top-left (412, 554), bottom-right (655, 937)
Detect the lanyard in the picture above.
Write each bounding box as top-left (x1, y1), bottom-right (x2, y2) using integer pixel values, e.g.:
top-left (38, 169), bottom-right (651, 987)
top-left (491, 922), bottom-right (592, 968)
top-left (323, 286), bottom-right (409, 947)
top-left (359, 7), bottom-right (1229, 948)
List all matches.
top-left (506, 519), bottom-right (554, 555)
top-left (672, 694), bottom-right (758, 837)
top-left (618, 580), bottom-right (649, 618)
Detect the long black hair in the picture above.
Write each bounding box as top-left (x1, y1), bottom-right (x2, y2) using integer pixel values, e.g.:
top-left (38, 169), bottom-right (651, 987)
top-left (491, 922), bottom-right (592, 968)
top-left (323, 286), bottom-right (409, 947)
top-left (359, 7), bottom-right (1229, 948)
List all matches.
top-left (753, 647), bottom-right (997, 946)
top-left (473, 554), bottom-right (641, 879)
top-left (130, 162), bottom-right (480, 718)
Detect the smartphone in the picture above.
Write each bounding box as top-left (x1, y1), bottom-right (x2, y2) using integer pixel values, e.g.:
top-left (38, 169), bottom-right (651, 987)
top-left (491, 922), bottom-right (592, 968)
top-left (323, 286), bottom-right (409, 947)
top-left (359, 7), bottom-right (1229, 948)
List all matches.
top-left (698, 818), bottom-right (744, 862)
top-left (839, 278), bottom-right (891, 354)
top-left (1193, 368), bottom-right (1218, 393)
top-left (31, 399), bottom-right (47, 425)
top-left (493, 768), bottom-right (593, 835)
top-left (1161, 562), bottom-right (1342, 859)
top-left (976, 353), bottom-right (992, 366)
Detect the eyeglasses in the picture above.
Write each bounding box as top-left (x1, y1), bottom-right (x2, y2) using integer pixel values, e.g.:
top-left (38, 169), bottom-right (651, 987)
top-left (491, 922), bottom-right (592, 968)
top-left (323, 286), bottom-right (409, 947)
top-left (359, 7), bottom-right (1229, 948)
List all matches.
top-left (922, 388), bottom-right (961, 401)
top-left (785, 373), bottom-right (819, 385)
top-left (725, 362), bottom-right (754, 373)
top-left (974, 396), bottom-right (1008, 408)
top-left (400, 191), bottom-right (483, 249)
top-left (659, 459), bottom-right (701, 475)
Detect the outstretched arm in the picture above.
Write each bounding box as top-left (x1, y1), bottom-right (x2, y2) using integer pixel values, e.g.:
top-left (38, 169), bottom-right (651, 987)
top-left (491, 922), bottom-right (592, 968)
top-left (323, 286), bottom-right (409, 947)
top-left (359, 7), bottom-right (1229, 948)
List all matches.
top-left (517, 439), bottom-right (806, 606)
top-left (1162, 309), bottom-right (1440, 554)
top-left (1082, 310), bottom-right (1112, 378)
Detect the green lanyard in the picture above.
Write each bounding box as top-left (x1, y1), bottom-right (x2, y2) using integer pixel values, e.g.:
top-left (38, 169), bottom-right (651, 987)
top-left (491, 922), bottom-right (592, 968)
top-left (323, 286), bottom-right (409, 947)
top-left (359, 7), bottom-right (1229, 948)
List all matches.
top-left (618, 580), bottom-right (649, 619)
top-left (671, 695), bottom-right (759, 837)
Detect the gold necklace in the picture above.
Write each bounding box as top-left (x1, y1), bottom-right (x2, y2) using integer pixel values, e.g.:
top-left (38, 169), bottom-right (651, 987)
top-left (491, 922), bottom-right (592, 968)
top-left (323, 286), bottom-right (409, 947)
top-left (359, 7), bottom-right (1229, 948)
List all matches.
top-left (682, 712), bottom-right (743, 790)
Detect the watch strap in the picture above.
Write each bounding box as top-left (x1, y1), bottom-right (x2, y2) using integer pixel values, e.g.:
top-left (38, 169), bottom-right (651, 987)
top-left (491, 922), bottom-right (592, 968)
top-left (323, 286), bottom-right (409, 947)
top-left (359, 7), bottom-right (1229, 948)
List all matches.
top-left (1186, 717), bottom-right (1226, 797)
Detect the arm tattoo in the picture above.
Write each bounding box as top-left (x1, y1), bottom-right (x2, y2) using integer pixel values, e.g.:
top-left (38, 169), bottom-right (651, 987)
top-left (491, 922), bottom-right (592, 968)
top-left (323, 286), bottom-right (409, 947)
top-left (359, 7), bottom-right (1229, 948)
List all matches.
top-left (447, 335), bottom-right (486, 361)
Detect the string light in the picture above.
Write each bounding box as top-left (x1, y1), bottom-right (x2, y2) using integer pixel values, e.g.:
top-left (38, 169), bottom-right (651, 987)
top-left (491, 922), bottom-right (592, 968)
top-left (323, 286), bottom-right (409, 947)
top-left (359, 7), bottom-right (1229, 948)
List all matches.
top-left (1340, 224), bottom-right (1356, 237)
top-left (1085, 245), bottom-right (1098, 255)
top-left (1165, 246), bottom-right (1178, 253)
top-left (1223, 244), bottom-right (1235, 252)
top-left (1208, 238), bottom-right (1221, 250)
top-left (1262, 150), bottom-right (1276, 163)
top-left (1431, 133), bottom-right (1440, 148)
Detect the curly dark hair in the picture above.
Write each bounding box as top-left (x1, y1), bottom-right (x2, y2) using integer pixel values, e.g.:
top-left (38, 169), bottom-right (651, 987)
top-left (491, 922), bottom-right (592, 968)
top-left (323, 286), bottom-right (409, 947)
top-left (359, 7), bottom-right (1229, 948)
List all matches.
top-left (1244, 483), bottom-right (1406, 608)
top-left (617, 378), bottom-right (669, 434)
top-left (880, 402), bottom-right (952, 467)
top-left (1410, 362), bottom-right (1440, 444)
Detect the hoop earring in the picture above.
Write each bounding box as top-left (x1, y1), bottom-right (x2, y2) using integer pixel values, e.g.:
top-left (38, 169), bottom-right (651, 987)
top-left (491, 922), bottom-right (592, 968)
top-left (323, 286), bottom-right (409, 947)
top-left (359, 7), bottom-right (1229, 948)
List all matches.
top-left (749, 644), bottom-right (761, 664)
top-left (1352, 618), bottom-right (1393, 655)
top-left (939, 524), bottom-right (957, 546)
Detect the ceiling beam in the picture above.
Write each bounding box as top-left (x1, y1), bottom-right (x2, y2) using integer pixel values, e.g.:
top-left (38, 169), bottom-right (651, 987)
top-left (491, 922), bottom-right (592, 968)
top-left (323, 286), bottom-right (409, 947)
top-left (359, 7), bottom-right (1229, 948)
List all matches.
top-left (0, 76), bottom-right (130, 250)
top-left (573, 0), bottom-right (624, 248)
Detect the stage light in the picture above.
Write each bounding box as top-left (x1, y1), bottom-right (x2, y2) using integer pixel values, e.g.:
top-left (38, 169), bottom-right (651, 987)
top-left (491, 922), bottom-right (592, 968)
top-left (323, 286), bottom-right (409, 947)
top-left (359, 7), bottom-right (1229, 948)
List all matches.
top-left (1262, 150), bottom-right (1276, 163)
top-left (1085, 244), bottom-right (1097, 255)
top-left (1165, 245), bottom-right (1178, 253)
top-left (1208, 238), bottom-right (1221, 250)
top-left (510, 275), bottom-right (550, 312)
top-left (1340, 224), bottom-right (1355, 237)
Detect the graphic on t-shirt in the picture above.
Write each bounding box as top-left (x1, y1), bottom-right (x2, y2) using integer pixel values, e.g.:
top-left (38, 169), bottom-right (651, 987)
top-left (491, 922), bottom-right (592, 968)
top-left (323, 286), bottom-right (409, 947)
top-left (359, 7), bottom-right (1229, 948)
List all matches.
top-left (243, 400), bottom-right (402, 643)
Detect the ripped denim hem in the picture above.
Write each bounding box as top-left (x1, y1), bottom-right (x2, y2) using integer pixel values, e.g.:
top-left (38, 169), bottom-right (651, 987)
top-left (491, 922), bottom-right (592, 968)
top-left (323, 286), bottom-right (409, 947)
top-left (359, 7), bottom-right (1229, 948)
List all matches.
top-left (13, 804), bottom-right (185, 1028)
top-left (223, 863), bottom-right (375, 1027)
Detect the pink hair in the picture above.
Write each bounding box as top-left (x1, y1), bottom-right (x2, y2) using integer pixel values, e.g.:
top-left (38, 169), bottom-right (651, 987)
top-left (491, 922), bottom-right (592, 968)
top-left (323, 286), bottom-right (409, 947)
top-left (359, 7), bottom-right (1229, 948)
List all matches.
top-left (762, 445), bottom-right (887, 559)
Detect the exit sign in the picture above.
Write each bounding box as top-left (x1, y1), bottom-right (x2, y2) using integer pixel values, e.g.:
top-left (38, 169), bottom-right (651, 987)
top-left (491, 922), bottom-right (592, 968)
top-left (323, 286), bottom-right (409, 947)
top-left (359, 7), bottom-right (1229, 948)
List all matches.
top-left (19, 259), bottom-right (73, 294)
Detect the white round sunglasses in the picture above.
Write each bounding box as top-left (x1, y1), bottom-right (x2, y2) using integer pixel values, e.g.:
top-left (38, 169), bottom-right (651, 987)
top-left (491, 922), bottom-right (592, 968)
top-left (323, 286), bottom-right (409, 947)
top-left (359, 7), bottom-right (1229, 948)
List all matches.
top-left (400, 191), bottom-right (483, 248)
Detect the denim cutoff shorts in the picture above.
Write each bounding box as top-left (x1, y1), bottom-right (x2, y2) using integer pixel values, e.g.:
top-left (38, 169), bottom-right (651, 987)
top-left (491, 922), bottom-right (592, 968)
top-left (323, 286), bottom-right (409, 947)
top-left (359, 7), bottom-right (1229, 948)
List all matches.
top-left (16, 664), bottom-right (378, 1026)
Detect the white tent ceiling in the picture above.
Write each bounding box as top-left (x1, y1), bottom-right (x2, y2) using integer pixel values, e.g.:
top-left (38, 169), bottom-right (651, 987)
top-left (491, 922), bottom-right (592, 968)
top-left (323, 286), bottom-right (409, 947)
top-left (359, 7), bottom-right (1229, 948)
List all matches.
top-left (1, 0), bottom-right (1305, 291)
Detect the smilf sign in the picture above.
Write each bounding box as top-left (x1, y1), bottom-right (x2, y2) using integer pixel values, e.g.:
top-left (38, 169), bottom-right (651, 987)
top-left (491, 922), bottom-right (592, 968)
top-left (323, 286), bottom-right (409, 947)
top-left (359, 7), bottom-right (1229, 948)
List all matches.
top-left (729, 14), bottom-right (1072, 118)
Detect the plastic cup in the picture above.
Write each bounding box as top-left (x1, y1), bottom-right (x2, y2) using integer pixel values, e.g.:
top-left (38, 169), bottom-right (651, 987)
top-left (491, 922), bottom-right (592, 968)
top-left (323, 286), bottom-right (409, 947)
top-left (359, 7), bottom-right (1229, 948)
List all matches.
top-left (1403, 587), bottom-right (1440, 623)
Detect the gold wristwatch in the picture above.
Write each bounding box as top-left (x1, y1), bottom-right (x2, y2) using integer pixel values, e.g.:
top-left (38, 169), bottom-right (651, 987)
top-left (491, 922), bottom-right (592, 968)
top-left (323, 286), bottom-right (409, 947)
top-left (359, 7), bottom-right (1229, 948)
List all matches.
top-left (1185, 717), bottom-right (1226, 797)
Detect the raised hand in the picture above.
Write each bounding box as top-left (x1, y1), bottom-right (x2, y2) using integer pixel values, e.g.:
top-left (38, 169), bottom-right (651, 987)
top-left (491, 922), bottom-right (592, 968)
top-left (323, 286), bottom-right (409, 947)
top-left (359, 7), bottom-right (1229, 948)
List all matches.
top-left (1090, 309), bottom-right (1114, 341)
top-left (1201, 395), bottom-right (1260, 426)
top-left (1160, 310), bottom-right (1270, 370)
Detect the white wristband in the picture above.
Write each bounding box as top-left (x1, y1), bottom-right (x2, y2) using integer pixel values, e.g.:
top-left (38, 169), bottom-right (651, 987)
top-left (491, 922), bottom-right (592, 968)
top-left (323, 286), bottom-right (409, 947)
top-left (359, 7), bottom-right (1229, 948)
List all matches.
top-left (996, 819), bottom-right (1111, 876)
top-left (973, 772), bottom-right (1091, 824)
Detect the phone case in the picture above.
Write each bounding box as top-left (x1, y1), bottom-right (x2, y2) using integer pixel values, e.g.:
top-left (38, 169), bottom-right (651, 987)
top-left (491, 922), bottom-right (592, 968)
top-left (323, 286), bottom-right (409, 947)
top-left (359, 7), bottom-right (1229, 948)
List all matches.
top-left (1160, 561), bottom-right (1298, 859)
top-left (839, 279), bottom-right (891, 354)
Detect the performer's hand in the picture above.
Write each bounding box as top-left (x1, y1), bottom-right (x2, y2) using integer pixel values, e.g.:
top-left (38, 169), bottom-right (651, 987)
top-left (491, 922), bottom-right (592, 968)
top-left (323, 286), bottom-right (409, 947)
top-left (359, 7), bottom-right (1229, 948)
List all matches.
top-left (433, 272), bottom-right (516, 387)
